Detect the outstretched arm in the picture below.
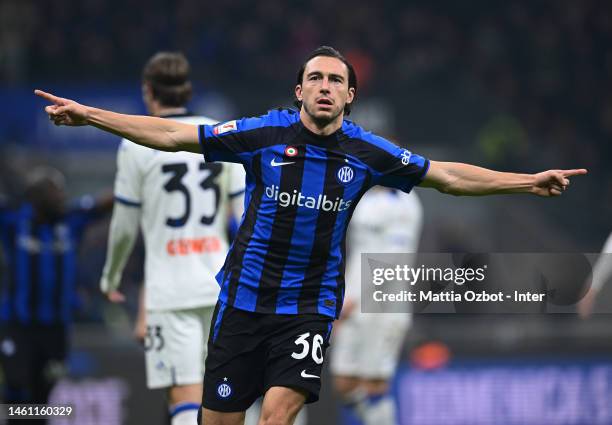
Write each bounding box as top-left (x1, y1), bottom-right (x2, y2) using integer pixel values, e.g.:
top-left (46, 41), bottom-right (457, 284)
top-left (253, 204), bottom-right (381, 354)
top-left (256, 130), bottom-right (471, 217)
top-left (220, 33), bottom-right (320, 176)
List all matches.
top-left (421, 161), bottom-right (587, 197)
top-left (35, 90), bottom-right (200, 153)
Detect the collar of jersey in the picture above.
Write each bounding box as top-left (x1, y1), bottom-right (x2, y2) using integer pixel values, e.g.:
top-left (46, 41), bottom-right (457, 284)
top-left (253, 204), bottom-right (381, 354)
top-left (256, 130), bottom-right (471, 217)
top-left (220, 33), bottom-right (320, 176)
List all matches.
top-left (298, 121), bottom-right (341, 146)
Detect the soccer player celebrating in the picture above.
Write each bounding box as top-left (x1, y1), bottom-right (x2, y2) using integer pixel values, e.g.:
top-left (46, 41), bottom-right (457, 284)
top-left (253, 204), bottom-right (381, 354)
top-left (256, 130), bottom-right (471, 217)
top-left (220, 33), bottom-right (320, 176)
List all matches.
top-left (36, 46), bottom-right (586, 425)
top-left (98, 52), bottom-right (244, 425)
top-left (331, 188), bottom-right (423, 425)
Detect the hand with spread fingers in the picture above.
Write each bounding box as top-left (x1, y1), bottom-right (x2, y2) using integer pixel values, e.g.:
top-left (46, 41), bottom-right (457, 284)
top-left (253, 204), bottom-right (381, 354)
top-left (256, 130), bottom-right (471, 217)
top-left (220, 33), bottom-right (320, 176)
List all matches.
top-left (531, 169), bottom-right (588, 197)
top-left (35, 89), bottom-right (89, 126)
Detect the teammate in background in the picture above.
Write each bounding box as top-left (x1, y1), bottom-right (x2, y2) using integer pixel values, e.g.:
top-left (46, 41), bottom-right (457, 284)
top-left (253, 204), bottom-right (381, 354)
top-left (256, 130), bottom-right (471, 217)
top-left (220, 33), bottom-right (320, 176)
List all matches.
top-left (36, 45), bottom-right (586, 425)
top-left (331, 188), bottom-right (423, 425)
top-left (0, 167), bottom-right (112, 425)
top-left (98, 52), bottom-right (245, 425)
top-left (577, 232), bottom-right (612, 318)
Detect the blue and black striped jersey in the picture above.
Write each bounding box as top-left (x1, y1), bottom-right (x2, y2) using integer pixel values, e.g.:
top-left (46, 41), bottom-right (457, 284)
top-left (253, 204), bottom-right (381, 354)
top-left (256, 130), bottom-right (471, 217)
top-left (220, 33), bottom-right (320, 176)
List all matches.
top-left (199, 109), bottom-right (429, 318)
top-left (0, 199), bottom-right (98, 325)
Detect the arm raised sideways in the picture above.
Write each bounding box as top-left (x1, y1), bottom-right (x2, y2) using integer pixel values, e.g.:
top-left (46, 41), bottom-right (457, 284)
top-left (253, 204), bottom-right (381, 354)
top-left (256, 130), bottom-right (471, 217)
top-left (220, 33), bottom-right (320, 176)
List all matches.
top-left (421, 161), bottom-right (587, 197)
top-left (35, 90), bottom-right (201, 153)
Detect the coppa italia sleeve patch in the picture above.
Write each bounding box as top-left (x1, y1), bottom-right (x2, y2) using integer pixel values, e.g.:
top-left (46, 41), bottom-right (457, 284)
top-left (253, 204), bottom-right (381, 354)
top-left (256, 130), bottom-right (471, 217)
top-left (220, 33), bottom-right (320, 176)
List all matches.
top-left (213, 120), bottom-right (238, 135)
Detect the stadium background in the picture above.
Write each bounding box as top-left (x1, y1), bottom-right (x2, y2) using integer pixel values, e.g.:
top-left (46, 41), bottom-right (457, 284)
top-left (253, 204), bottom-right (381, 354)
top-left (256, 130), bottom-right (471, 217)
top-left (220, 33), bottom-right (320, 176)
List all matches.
top-left (1, 0), bottom-right (611, 423)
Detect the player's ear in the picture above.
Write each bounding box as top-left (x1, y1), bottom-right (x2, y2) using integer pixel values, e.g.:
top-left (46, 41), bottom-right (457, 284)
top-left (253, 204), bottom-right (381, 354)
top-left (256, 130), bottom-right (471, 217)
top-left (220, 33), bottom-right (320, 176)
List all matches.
top-left (346, 87), bottom-right (355, 105)
top-left (295, 84), bottom-right (303, 102)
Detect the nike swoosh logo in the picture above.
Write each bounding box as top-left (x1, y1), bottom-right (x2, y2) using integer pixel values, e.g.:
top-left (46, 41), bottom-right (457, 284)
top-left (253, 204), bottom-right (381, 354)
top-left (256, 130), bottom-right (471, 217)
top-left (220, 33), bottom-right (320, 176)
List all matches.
top-left (300, 370), bottom-right (320, 379)
top-left (271, 158), bottom-right (295, 167)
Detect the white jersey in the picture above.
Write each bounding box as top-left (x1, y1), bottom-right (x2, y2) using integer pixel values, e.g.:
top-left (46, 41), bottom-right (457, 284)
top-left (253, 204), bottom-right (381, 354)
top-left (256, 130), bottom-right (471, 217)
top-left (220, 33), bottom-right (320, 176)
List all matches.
top-left (331, 188), bottom-right (423, 379)
top-left (114, 115), bottom-right (245, 310)
top-left (344, 188), bottom-right (424, 303)
top-left (590, 232), bottom-right (612, 293)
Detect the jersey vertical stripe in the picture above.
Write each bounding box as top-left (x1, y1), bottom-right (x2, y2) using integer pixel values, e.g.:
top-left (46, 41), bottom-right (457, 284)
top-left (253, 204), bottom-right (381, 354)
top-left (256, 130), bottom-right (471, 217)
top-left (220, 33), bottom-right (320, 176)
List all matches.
top-left (61, 224), bottom-right (77, 323)
top-left (221, 152), bottom-right (266, 309)
top-left (275, 146), bottom-right (326, 314)
top-left (38, 225), bottom-right (55, 323)
top-left (318, 159), bottom-right (369, 316)
top-left (200, 109), bottom-right (430, 318)
top-left (15, 214), bottom-right (31, 323)
top-left (53, 238), bottom-right (65, 323)
top-left (297, 148), bottom-right (346, 315)
top-left (257, 145), bottom-right (307, 312)
top-left (233, 150), bottom-right (281, 310)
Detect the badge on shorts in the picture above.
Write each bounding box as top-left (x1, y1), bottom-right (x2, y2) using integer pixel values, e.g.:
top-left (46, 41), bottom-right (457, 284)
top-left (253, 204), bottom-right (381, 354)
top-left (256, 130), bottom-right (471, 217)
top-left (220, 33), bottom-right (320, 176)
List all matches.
top-left (217, 377), bottom-right (232, 399)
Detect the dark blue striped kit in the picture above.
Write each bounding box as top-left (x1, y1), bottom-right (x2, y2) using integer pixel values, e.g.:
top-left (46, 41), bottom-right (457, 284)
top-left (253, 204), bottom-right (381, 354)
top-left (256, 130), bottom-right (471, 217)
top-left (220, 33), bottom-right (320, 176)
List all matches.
top-left (199, 109), bottom-right (429, 318)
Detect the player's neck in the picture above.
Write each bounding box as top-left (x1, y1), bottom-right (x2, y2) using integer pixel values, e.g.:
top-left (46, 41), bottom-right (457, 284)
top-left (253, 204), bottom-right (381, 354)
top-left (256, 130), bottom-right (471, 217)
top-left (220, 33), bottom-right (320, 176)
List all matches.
top-left (299, 109), bottom-right (343, 136)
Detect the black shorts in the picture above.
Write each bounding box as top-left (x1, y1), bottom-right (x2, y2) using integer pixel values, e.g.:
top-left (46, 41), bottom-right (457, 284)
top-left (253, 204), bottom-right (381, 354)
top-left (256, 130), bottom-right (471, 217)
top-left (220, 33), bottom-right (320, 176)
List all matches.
top-left (202, 301), bottom-right (333, 412)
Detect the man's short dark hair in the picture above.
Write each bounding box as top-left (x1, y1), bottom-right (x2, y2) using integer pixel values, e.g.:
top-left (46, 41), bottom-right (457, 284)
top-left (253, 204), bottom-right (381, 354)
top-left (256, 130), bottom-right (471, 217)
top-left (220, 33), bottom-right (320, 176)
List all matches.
top-left (294, 46), bottom-right (358, 115)
top-left (142, 52), bottom-right (192, 107)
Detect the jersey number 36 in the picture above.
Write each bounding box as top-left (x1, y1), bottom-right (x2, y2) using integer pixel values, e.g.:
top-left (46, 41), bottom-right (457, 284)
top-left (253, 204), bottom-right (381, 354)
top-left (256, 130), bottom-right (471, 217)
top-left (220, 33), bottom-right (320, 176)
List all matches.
top-left (291, 332), bottom-right (324, 365)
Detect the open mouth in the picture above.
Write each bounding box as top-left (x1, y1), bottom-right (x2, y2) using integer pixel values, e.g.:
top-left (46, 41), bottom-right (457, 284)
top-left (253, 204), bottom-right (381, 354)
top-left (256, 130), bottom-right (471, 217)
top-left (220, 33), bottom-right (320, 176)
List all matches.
top-left (317, 98), bottom-right (333, 106)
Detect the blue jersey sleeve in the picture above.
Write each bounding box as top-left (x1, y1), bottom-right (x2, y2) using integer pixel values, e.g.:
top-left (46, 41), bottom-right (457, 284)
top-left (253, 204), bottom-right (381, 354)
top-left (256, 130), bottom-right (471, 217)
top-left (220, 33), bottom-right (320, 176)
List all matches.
top-left (341, 122), bottom-right (429, 193)
top-left (373, 142), bottom-right (429, 193)
top-left (199, 117), bottom-right (262, 164)
top-left (198, 109), bottom-right (300, 165)
top-left (199, 110), bottom-right (299, 165)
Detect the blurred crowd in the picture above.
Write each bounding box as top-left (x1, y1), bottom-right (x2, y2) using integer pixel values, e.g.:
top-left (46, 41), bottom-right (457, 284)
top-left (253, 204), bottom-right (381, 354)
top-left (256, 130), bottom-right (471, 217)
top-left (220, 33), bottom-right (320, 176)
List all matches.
top-left (2, 0), bottom-right (610, 200)
top-left (2, 3), bottom-right (608, 133)
top-left (0, 0), bottom-right (609, 236)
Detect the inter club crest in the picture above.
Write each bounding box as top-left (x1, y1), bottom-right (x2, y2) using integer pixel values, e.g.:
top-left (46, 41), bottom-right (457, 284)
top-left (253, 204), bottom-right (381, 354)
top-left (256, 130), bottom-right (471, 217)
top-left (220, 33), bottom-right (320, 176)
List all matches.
top-left (336, 165), bottom-right (354, 184)
top-left (217, 377), bottom-right (232, 399)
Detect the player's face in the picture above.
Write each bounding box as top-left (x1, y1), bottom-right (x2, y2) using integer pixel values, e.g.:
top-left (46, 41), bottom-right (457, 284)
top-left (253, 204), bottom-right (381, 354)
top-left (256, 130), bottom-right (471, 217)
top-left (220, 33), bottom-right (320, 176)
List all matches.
top-left (296, 56), bottom-right (355, 126)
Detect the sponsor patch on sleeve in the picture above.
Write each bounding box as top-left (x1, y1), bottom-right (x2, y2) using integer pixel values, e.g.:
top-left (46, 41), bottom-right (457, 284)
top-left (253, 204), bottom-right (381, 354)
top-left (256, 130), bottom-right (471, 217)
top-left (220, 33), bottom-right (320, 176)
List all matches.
top-left (400, 149), bottom-right (412, 165)
top-left (213, 120), bottom-right (238, 135)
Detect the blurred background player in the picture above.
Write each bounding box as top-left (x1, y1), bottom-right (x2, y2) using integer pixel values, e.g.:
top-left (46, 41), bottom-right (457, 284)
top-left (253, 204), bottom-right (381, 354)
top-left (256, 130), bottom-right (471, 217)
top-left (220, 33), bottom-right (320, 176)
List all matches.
top-left (578, 232), bottom-right (612, 318)
top-left (331, 188), bottom-right (423, 425)
top-left (99, 52), bottom-right (245, 425)
top-left (0, 166), bottom-right (112, 424)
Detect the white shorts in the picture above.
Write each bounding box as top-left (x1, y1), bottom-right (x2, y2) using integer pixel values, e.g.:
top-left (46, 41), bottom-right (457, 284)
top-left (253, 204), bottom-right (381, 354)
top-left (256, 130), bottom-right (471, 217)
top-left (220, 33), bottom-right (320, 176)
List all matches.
top-left (330, 311), bottom-right (411, 379)
top-left (145, 306), bottom-right (215, 389)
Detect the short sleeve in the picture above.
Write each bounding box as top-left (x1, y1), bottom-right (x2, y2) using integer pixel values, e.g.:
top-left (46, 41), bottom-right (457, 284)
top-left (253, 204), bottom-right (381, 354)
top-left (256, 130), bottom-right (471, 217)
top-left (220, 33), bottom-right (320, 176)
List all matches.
top-left (199, 117), bottom-right (263, 164)
top-left (198, 110), bottom-right (299, 165)
top-left (375, 144), bottom-right (429, 193)
top-left (341, 122), bottom-right (429, 194)
top-left (113, 139), bottom-right (145, 207)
